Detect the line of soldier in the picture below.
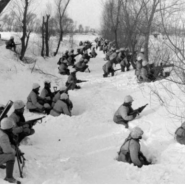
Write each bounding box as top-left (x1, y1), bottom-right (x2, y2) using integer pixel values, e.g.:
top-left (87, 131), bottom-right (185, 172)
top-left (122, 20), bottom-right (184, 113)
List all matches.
top-left (58, 43), bottom-right (97, 76)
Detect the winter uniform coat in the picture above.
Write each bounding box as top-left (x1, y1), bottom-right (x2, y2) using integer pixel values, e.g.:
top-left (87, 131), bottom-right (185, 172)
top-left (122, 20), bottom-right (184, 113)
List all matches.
top-left (0, 130), bottom-right (15, 165)
top-left (113, 104), bottom-right (134, 124)
top-left (40, 87), bottom-right (53, 101)
top-left (135, 61), bottom-right (142, 77)
top-left (109, 52), bottom-right (117, 64)
top-left (175, 127), bottom-right (185, 145)
top-left (117, 137), bottom-right (143, 167)
top-left (139, 66), bottom-right (150, 82)
top-left (26, 90), bottom-right (43, 110)
top-left (50, 99), bottom-right (71, 117)
top-left (9, 112), bottom-right (25, 134)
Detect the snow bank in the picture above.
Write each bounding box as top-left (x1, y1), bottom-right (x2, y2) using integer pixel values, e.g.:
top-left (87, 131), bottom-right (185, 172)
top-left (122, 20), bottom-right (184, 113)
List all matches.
top-left (0, 34), bottom-right (184, 183)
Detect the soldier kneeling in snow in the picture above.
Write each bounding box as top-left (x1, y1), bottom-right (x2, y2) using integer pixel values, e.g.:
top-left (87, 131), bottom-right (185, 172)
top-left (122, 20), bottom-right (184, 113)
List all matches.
top-left (6, 36), bottom-right (16, 52)
top-left (0, 118), bottom-right (21, 184)
top-left (9, 100), bottom-right (35, 143)
top-left (113, 95), bottom-right (138, 128)
top-left (117, 127), bottom-right (151, 168)
top-left (175, 122), bottom-right (185, 145)
top-left (50, 93), bottom-right (71, 117)
top-left (26, 83), bottom-right (51, 114)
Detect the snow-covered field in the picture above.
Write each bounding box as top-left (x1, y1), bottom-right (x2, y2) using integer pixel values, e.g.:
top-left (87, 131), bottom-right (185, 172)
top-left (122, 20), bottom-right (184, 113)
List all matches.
top-left (0, 33), bottom-right (185, 184)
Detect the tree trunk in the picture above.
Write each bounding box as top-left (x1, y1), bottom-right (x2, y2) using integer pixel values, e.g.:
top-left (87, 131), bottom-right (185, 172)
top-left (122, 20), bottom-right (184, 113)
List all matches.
top-left (54, 30), bottom-right (63, 56)
top-left (45, 15), bottom-right (50, 57)
top-left (20, 0), bottom-right (29, 61)
top-left (41, 16), bottom-right (45, 57)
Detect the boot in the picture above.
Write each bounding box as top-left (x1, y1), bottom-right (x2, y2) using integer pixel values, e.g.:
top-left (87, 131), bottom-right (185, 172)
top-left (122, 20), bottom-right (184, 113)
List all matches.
top-left (4, 160), bottom-right (21, 183)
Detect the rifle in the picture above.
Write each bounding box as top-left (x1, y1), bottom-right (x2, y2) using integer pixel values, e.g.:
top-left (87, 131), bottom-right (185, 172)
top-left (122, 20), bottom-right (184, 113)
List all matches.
top-left (23, 116), bottom-right (46, 129)
top-left (10, 134), bottom-right (25, 178)
top-left (130, 104), bottom-right (148, 116)
top-left (77, 80), bottom-right (88, 83)
top-left (114, 68), bottom-right (121, 72)
top-left (0, 100), bottom-right (13, 121)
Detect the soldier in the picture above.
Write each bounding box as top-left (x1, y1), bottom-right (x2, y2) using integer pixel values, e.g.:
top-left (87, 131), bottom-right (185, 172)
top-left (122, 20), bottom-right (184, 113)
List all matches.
top-left (137, 48), bottom-right (145, 61)
top-left (50, 93), bottom-right (71, 117)
top-left (52, 87), bottom-right (73, 111)
top-left (66, 69), bottom-right (81, 90)
top-left (117, 127), bottom-right (151, 167)
top-left (40, 80), bottom-right (55, 105)
top-left (175, 122), bottom-right (185, 145)
top-left (26, 83), bottom-right (51, 114)
top-left (139, 60), bottom-right (150, 83)
top-left (90, 47), bottom-right (97, 58)
top-left (113, 95), bottom-right (138, 128)
top-left (67, 50), bottom-right (79, 66)
top-left (75, 59), bottom-right (89, 72)
top-left (58, 60), bottom-right (70, 75)
top-left (9, 100), bottom-right (35, 143)
top-left (102, 60), bottom-right (114, 77)
top-left (0, 118), bottom-right (21, 184)
top-left (135, 56), bottom-right (143, 80)
top-left (6, 36), bottom-right (16, 52)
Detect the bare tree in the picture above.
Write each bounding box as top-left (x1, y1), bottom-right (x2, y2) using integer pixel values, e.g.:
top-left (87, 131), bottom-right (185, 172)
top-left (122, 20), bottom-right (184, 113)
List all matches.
top-left (54, 0), bottom-right (71, 56)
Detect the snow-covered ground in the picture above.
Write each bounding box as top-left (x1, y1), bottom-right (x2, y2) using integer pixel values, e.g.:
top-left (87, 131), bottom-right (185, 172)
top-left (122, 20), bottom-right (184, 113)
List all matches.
top-left (0, 33), bottom-right (185, 184)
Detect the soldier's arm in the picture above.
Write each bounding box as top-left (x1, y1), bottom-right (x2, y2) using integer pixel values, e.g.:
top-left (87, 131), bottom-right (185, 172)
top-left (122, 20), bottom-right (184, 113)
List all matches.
top-left (129, 141), bottom-right (142, 167)
top-left (119, 106), bottom-right (134, 121)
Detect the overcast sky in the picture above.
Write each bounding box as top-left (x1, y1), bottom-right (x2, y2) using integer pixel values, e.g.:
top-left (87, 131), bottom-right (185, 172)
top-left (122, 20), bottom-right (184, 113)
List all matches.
top-left (32, 0), bottom-right (104, 30)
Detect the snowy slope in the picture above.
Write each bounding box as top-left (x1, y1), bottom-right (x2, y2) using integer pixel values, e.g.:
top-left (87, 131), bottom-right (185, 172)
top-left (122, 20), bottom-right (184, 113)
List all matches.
top-left (0, 34), bottom-right (184, 184)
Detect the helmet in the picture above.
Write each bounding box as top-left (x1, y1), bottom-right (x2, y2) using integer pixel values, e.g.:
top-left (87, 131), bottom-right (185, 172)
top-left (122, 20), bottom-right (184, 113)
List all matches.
top-left (60, 93), bottom-right (68, 100)
top-left (142, 60), bottom-right (148, 66)
top-left (137, 56), bottom-right (142, 61)
top-left (1, 118), bottom-right (14, 130)
top-left (60, 86), bottom-right (66, 91)
top-left (124, 95), bottom-right (134, 103)
top-left (14, 100), bottom-right (25, 110)
top-left (32, 83), bottom-right (40, 89)
top-left (130, 127), bottom-right (144, 139)
top-left (140, 48), bottom-right (145, 52)
top-left (181, 122), bottom-right (185, 129)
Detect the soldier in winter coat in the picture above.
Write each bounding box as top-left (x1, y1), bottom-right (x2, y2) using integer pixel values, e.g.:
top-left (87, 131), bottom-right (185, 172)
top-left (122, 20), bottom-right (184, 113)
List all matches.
top-left (139, 60), bottom-right (150, 82)
top-left (50, 93), bottom-right (71, 117)
top-left (6, 36), bottom-right (16, 51)
top-left (58, 60), bottom-right (70, 75)
top-left (26, 83), bottom-right (51, 114)
top-left (117, 127), bottom-right (150, 168)
top-left (0, 118), bottom-right (21, 184)
top-left (102, 60), bottom-right (114, 77)
top-left (66, 69), bottom-right (81, 90)
top-left (40, 80), bottom-right (54, 105)
top-left (52, 87), bottom-right (73, 110)
top-left (175, 122), bottom-right (185, 145)
top-left (9, 100), bottom-right (35, 143)
top-left (113, 95), bottom-right (137, 128)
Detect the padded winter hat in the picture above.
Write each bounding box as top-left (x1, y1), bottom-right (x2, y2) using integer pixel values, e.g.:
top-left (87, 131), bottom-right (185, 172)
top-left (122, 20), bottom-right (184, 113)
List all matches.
top-left (1, 118), bottom-right (14, 130)
top-left (32, 83), bottom-right (40, 89)
top-left (142, 60), bottom-right (148, 66)
top-left (124, 95), bottom-right (134, 103)
top-left (131, 127), bottom-right (144, 139)
top-left (60, 93), bottom-right (68, 100)
top-left (181, 122), bottom-right (185, 129)
top-left (14, 100), bottom-right (25, 110)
